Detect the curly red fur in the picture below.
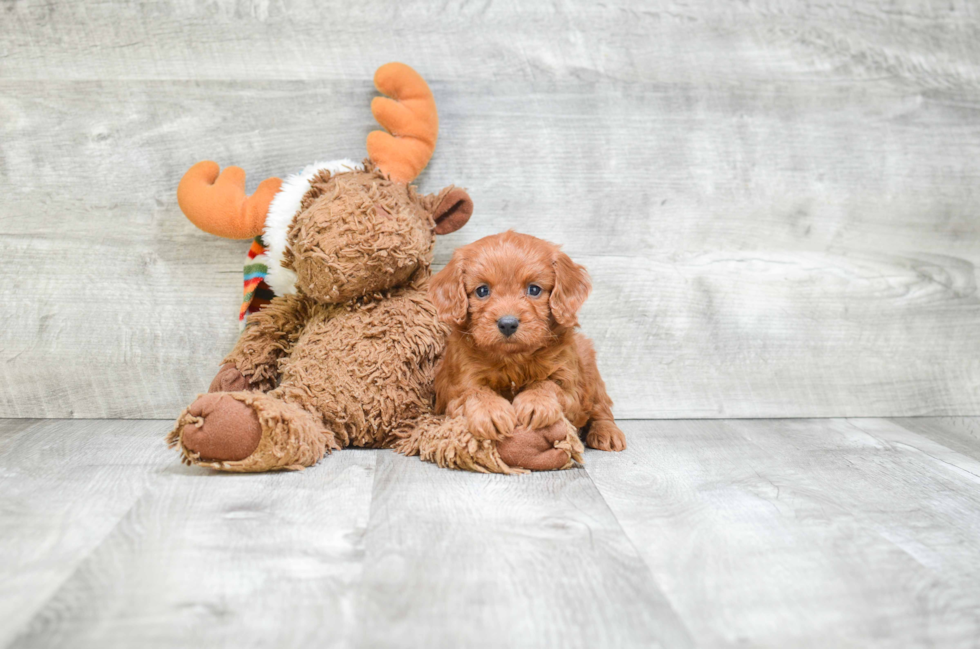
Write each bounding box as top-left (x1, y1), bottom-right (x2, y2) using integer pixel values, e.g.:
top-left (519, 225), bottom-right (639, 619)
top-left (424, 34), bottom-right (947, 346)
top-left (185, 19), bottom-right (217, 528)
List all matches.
top-left (429, 231), bottom-right (626, 452)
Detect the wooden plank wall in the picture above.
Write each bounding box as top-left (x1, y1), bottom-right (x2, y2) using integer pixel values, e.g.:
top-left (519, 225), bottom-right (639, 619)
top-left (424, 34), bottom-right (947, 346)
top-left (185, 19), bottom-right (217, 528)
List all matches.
top-left (1, 0), bottom-right (978, 419)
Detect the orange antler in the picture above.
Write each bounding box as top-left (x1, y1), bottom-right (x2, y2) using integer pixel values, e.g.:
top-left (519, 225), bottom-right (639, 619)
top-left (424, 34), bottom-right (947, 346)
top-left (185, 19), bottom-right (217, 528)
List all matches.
top-left (367, 63), bottom-right (439, 184)
top-left (176, 161), bottom-right (282, 239)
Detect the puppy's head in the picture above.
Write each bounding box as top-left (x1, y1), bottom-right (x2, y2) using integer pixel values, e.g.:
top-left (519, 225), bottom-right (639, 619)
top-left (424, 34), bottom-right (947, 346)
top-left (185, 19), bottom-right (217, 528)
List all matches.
top-left (430, 231), bottom-right (591, 353)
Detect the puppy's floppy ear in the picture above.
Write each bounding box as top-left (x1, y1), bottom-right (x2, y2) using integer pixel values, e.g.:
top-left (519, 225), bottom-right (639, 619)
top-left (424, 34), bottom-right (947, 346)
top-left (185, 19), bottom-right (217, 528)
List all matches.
top-left (431, 187), bottom-right (473, 235)
top-left (429, 251), bottom-right (468, 325)
top-left (550, 249), bottom-right (591, 327)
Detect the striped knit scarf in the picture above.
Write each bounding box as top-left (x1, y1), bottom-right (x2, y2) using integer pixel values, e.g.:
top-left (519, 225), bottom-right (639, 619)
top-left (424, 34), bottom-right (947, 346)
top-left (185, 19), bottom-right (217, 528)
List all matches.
top-left (241, 235), bottom-right (276, 329)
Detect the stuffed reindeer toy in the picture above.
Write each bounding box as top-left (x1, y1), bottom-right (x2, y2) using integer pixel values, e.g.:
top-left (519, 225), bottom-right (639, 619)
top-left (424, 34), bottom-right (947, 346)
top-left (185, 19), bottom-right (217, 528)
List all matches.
top-left (167, 63), bottom-right (584, 473)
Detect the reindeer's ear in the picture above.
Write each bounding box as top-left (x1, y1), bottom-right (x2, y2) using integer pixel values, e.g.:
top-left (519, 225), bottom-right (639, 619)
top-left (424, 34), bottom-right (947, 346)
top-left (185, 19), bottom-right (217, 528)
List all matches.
top-left (550, 249), bottom-right (591, 327)
top-left (431, 187), bottom-right (473, 235)
top-left (429, 252), bottom-right (468, 325)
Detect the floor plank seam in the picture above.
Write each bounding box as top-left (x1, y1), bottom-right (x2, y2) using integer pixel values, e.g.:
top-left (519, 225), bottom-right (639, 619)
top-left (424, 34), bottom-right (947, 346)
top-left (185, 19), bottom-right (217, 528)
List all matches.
top-left (346, 450), bottom-right (383, 648)
top-left (579, 463), bottom-right (697, 645)
top-left (4, 480), bottom-right (155, 648)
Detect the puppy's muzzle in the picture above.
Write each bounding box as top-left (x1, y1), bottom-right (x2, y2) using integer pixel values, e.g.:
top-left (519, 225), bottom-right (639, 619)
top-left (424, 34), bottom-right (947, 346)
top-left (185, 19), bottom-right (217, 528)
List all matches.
top-left (497, 315), bottom-right (520, 338)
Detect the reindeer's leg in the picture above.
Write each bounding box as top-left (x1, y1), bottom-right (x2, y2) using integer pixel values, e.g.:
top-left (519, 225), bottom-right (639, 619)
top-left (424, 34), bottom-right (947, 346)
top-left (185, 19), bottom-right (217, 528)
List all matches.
top-left (392, 413), bottom-right (513, 474)
top-left (167, 390), bottom-right (341, 472)
top-left (393, 413), bottom-right (583, 474)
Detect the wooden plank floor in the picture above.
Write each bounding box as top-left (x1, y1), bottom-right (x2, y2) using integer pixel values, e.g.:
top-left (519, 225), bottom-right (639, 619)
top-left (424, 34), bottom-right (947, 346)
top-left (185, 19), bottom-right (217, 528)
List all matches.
top-left (3, 418), bottom-right (980, 648)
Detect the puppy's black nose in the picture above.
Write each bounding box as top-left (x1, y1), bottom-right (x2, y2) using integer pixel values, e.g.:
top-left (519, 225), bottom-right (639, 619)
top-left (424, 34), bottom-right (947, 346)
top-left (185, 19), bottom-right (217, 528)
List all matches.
top-left (497, 316), bottom-right (520, 337)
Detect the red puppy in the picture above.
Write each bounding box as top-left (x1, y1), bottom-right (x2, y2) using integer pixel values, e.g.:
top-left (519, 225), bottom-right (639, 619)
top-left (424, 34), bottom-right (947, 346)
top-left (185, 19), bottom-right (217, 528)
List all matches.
top-left (429, 231), bottom-right (626, 454)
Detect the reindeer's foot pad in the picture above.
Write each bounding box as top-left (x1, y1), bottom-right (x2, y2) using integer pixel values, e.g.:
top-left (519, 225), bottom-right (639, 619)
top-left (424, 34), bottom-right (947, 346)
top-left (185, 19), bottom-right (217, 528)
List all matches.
top-left (497, 419), bottom-right (585, 472)
top-left (585, 420), bottom-right (627, 452)
top-left (167, 391), bottom-right (336, 473)
top-left (177, 393), bottom-right (262, 461)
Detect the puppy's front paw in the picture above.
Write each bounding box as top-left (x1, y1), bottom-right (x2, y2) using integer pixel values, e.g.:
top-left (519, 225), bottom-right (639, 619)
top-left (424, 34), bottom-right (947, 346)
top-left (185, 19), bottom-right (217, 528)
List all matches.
top-left (586, 420), bottom-right (627, 452)
top-left (464, 392), bottom-right (516, 440)
top-left (512, 390), bottom-right (564, 429)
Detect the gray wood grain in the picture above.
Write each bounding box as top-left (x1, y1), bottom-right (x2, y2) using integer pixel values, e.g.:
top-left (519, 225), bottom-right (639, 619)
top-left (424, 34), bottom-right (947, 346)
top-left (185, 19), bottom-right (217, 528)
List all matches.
top-left (5, 444), bottom-right (376, 648)
top-left (586, 418), bottom-right (980, 648)
top-left (2, 1), bottom-right (979, 84)
top-left (352, 452), bottom-right (692, 649)
top-left (2, 0), bottom-right (979, 418)
top-left (5, 417), bottom-right (980, 647)
top-left (0, 419), bottom-right (692, 648)
top-left (888, 417), bottom-right (980, 463)
top-left (0, 419), bottom-right (168, 648)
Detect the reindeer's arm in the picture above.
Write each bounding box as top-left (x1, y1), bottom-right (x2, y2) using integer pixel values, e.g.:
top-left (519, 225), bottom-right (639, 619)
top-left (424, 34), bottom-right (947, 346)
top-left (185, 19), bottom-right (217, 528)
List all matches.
top-left (217, 294), bottom-right (315, 392)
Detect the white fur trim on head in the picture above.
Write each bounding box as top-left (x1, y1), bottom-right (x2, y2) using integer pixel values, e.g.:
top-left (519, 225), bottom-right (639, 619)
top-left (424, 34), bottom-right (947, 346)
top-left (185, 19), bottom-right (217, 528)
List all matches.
top-left (263, 158), bottom-right (364, 296)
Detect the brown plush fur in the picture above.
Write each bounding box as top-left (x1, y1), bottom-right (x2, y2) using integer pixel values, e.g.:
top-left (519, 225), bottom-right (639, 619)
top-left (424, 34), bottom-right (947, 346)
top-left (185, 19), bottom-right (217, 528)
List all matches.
top-left (429, 231), bottom-right (626, 452)
top-left (168, 165), bottom-right (583, 473)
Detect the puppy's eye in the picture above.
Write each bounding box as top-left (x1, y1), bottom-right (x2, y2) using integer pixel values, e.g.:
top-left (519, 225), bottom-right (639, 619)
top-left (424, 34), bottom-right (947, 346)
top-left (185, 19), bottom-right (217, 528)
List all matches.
top-left (527, 284), bottom-right (542, 297)
top-left (475, 284), bottom-right (490, 298)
